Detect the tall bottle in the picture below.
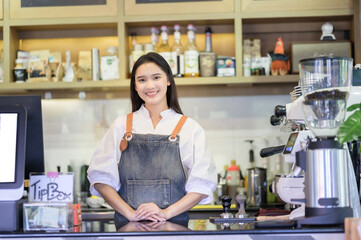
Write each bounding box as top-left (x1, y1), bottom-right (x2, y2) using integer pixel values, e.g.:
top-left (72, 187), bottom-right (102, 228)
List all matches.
top-left (171, 24), bottom-right (184, 77)
top-left (184, 24), bottom-right (199, 77)
top-left (157, 25), bottom-right (172, 67)
top-left (151, 27), bottom-right (159, 48)
top-left (129, 32), bottom-right (137, 74)
top-left (199, 26), bottom-right (216, 77)
top-left (205, 26), bottom-right (213, 52)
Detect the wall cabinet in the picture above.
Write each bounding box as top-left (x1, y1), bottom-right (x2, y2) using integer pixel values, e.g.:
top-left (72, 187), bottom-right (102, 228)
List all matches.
top-left (242, 0), bottom-right (353, 18)
top-left (0, 0), bottom-right (357, 97)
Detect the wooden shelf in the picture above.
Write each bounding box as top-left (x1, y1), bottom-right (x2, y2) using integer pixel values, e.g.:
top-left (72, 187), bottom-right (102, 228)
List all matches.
top-left (0, 0), bottom-right (357, 98)
top-left (0, 75), bottom-right (300, 93)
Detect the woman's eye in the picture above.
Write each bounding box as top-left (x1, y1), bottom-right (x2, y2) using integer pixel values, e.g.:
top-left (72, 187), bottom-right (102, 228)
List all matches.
top-left (154, 76), bottom-right (160, 80)
top-left (137, 79), bottom-right (145, 83)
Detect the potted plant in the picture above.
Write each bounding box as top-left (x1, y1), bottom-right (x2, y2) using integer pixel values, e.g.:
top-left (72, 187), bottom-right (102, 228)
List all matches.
top-left (337, 103), bottom-right (361, 151)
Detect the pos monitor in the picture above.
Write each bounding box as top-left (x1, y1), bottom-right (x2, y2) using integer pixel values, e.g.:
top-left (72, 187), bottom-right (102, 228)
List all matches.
top-left (0, 104), bottom-right (27, 201)
top-left (0, 95), bottom-right (45, 182)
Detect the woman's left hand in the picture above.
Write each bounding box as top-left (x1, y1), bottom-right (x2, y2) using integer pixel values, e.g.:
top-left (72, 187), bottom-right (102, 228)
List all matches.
top-left (135, 202), bottom-right (167, 222)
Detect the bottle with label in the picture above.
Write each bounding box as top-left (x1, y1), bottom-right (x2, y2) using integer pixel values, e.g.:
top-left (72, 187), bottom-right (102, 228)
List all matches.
top-left (131, 44), bottom-right (144, 72)
top-left (150, 27), bottom-right (159, 50)
top-left (157, 25), bottom-right (172, 67)
top-left (184, 24), bottom-right (199, 77)
top-left (226, 160), bottom-right (240, 204)
top-left (129, 32), bottom-right (138, 74)
top-left (171, 24), bottom-right (184, 77)
top-left (205, 26), bottom-right (213, 52)
top-left (199, 26), bottom-right (216, 77)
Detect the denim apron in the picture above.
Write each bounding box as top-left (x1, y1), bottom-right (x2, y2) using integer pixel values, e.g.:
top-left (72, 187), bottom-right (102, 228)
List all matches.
top-left (114, 112), bottom-right (189, 223)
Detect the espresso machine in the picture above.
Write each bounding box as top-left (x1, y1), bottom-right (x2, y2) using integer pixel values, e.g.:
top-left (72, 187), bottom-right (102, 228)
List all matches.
top-left (295, 56), bottom-right (356, 225)
top-left (265, 57), bottom-right (361, 226)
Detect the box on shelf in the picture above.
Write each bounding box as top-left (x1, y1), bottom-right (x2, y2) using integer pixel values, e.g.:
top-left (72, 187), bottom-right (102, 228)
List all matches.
top-left (291, 41), bottom-right (352, 73)
top-left (101, 55), bottom-right (119, 80)
top-left (49, 52), bottom-right (62, 82)
top-left (27, 50), bottom-right (52, 83)
top-left (216, 57), bottom-right (235, 77)
top-left (77, 51), bottom-right (92, 81)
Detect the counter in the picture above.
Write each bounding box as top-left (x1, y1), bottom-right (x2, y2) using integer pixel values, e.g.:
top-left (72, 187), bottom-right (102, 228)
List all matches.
top-left (0, 215), bottom-right (345, 240)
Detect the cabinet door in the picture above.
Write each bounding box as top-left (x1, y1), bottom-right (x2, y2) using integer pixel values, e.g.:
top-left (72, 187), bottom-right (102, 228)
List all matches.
top-left (242, 0), bottom-right (353, 17)
top-left (10, 0), bottom-right (118, 19)
top-left (124, 0), bottom-right (234, 16)
top-left (0, 0), bottom-right (3, 20)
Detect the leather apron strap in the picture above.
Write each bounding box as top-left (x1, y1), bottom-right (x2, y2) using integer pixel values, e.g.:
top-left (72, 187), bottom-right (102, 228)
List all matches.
top-left (169, 115), bottom-right (188, 140)
top-left (120, 113), bottom-right (187, 151)
top-left (125, 112), bottom-right (133, 139)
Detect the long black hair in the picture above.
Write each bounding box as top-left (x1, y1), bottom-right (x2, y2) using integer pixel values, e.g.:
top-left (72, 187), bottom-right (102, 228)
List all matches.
top-left (130, 52), bottom-right (183, 114)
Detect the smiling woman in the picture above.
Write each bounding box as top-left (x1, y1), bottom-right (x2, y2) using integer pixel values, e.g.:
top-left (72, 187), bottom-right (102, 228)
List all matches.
top-left (87, 52), bottom-right (217, 225)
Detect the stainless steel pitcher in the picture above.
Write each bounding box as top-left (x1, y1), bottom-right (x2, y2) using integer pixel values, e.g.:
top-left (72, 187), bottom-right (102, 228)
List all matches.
top-left (246, 167), bottom-right (267, 207)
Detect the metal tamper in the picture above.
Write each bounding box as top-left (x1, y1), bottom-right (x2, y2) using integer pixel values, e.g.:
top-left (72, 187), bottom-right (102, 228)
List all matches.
top-left (220, 195), bottom-right (234, 219)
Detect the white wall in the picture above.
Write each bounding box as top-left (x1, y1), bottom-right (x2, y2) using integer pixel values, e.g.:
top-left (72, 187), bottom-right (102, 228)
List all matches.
top-left (41, 94), bottom-right (292, 192)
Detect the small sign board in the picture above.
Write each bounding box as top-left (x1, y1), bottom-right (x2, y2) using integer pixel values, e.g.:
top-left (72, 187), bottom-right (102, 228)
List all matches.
top-left (29, 172), bottom-right (74, 203)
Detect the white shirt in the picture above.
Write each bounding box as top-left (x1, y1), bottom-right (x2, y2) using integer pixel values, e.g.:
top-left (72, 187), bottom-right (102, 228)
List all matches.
top-left (88, 105), bottom-right (217, 204)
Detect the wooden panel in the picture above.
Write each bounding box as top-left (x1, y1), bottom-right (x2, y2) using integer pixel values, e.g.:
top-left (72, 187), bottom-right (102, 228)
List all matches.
top-left (10, 0), bottom-right (118, 19)
top-left (0, 0), bottom-right (3, 20)
top-left (242, 0), bottom-right (353, 17)
top-left (124, 0), bottom-right (234, 16)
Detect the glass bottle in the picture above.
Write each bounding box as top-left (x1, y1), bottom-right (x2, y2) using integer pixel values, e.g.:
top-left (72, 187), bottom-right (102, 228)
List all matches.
top-left (157, 25), bottom-right (172, 67)
top-left (205, 26), bottom-right (213, 52)
top-left (150, 27), bottom-right (159, 50)
top-left (184, 24), bottom-right (199, 77)
top-left (129, 32), bottom-right (137, 74)
top-left (171, 24), bottom-right (184, 77)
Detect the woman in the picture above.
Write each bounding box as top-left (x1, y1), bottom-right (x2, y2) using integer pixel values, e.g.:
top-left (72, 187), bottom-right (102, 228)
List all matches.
top-left (87, 52), bottom-right (217, 222)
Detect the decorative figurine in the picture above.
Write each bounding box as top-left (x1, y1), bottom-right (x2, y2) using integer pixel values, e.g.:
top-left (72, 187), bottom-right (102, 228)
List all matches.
top-left (62, 50), bottom-right (74, 82)
top-left (270, 37), bottom-right (290, 76)
top-left (320, 22), bottom-right (336, 41)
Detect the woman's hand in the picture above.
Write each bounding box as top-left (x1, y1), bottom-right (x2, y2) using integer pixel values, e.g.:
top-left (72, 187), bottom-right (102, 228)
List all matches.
top-left (135, 202), bottom-right (167, 222)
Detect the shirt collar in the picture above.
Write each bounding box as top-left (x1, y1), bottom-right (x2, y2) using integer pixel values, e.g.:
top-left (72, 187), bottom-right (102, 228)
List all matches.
top-left (139, 104), bottom-right (176, 120)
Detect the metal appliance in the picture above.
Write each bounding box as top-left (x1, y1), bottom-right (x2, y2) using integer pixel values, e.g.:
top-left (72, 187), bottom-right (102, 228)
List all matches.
top-left (264, 58), bottom-right (361, 225)
top-left (295, 56), bottom-right (354, 225)
top-left (246, 167), bottom-right (267, 207)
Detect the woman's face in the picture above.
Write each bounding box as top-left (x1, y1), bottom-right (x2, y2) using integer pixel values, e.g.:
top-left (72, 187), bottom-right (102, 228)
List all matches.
top-left (135, 62), bottom-right (170, 110)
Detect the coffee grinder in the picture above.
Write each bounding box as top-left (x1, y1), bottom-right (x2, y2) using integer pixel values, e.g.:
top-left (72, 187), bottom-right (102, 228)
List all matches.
top-left (296, 56), bottom-right (354, 226)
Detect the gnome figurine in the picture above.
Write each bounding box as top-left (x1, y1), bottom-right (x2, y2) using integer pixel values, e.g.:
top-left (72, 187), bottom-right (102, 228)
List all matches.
top-left (269, 37), bottom-right (290, 76)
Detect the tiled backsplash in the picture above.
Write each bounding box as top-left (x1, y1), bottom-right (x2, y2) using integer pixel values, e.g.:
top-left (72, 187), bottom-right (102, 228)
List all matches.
top-left (42, 94), bottom-right (292, 190)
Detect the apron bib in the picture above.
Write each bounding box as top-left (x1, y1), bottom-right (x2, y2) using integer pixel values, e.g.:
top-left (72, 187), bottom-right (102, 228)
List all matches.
top-left (115, 113), bottom-right (189, 223)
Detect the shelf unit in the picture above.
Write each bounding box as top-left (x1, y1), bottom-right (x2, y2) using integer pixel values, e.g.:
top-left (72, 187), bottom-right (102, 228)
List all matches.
top-left (0, 0), bottom-right (357, 97)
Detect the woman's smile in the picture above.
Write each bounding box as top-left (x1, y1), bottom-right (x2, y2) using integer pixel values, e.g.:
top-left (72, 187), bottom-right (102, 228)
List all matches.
top-left (145, 90), bottom-right (159, 97)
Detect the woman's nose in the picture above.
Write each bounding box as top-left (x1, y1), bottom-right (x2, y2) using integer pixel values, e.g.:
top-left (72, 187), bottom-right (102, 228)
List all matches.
top-left (145, 79), bottom-right (155, 88)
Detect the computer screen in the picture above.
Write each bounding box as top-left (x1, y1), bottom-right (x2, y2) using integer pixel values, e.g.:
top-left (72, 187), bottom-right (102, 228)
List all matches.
top-left (0, 95), bottom-right (45, 180)
top-left (0, 104), bottom-right (27, 200)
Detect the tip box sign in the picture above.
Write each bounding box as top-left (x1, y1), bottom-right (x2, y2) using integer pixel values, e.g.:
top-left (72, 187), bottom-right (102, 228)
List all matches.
top-left (29, 172), bottom-right (74, 203)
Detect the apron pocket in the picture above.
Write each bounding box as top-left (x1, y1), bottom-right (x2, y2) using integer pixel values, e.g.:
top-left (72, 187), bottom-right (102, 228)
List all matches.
top-left (127, 179), bottom-right (171, 209)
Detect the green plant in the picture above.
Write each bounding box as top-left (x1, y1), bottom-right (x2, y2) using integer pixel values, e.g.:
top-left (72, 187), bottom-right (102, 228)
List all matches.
top-left (337, 103), bottom-right (361, 152)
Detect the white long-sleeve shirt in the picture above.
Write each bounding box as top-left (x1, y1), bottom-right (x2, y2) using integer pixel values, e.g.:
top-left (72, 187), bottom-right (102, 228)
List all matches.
top-left (87, 105), bottom-right (217, 204)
